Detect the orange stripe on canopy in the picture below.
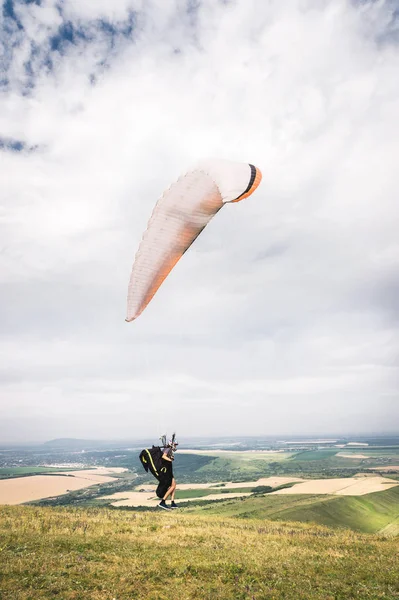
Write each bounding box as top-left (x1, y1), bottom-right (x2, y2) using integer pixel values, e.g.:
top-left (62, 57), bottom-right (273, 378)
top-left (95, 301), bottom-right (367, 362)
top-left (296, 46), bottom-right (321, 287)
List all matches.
top-left (126, 159), bottom-right (262, 322)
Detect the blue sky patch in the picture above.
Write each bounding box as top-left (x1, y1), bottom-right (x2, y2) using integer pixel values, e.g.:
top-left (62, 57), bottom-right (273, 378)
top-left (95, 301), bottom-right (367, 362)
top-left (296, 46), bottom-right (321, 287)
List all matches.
top-left (0, 137), bottom-right (37, 152)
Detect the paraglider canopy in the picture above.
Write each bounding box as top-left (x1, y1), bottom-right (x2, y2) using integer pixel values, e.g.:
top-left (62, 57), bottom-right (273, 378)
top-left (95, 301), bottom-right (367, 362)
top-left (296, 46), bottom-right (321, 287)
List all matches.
top-left (126, 158), bottom-right (262, 322)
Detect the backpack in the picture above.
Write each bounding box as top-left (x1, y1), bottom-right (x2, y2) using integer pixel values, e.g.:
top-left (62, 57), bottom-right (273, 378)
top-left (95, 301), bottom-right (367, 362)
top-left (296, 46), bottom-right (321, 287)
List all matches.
top-left (139, 446), bottom-right (163, 479)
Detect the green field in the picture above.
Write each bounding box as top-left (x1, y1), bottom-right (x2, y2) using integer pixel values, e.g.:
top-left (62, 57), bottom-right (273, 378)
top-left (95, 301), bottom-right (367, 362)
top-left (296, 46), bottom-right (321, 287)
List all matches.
top-left (292, 450), bottom-right (339, 461)
top-left (0, 467), bottom-right (85, 480)
top-left (182, 452), bottom-right (294, 482)
top-left (174, 446), bottom-right (399, 483)
top-left (1, 505), bottom-right (398, 600)
top-left (337, 448), bottom-right (399, 461)
top-left (187, 485), bottom-right (399, 535)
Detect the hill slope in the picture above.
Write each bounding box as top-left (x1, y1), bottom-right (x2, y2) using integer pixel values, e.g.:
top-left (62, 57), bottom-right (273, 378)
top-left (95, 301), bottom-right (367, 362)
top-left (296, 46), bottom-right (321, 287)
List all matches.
top-left (187, 485), bottom-right (399, 535)
top-left (0, 505), bottom-right (398, 599)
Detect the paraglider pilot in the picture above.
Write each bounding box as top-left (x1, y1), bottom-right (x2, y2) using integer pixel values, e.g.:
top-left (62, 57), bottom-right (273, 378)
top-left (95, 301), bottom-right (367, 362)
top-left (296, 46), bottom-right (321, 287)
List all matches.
top-left (158, 435), bottom-right (179, 510)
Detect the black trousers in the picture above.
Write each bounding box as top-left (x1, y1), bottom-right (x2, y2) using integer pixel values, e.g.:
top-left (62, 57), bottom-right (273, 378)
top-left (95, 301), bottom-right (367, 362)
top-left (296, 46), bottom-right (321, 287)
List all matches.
top-left (156, 473), bottom-right (173, 499)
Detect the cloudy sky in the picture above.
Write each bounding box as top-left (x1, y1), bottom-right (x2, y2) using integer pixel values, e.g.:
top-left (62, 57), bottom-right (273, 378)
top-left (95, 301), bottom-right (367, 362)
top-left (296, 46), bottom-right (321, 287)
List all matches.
top-left (1, 0), bottom-right (398, 443)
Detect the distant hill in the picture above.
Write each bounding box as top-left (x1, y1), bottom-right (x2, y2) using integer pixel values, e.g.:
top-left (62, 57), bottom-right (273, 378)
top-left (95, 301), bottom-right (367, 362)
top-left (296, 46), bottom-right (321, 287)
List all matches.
top-left (42, 438), bottom-right (127, 450)
top-left (187, 485), bottom-right (399, 535)
top-left (42, 437), bottom-right (158, 451)
top-left (1, 505), bottom-right (398, 599)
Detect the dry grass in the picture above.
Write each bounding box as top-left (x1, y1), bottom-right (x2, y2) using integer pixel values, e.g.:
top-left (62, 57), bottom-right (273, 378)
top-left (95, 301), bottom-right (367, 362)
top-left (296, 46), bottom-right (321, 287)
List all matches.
top-left (0, 505), bottom-right (398, 599)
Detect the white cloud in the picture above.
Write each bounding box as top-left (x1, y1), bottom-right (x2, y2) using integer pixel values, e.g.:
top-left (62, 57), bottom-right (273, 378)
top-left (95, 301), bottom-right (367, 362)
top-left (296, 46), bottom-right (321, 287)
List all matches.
top-left (1, 0), bottom-right (398, 442)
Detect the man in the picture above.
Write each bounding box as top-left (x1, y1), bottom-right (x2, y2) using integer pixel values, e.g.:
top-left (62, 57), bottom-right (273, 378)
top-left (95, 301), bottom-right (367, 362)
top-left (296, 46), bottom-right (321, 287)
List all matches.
top-left (157, 439), bottom-right (179, 510)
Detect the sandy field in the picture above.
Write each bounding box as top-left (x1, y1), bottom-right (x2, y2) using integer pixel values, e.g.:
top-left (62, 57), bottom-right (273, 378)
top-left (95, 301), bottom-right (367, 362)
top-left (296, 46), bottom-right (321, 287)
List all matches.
top-left (370, 466), bottom-right (399, 472)
top-left (63, 467), bottom-right (127, 479)
top-left (101, 474), bottom-right (398, 507)
top-left (273, 475), bottom-right (398, 496)
top-left (100, 477), bottom-right (303, 507)
top-left (336, 453), bottom-right (370, 459)
top-left (0, 467), bottom-right (126, 506)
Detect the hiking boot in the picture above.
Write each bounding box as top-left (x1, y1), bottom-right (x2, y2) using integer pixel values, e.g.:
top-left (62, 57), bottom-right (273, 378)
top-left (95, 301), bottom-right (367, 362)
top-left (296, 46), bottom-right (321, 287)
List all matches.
top-left (171, 501), bottom-right (179, 509)
top-left (158, 500), bottom-right (171, 510)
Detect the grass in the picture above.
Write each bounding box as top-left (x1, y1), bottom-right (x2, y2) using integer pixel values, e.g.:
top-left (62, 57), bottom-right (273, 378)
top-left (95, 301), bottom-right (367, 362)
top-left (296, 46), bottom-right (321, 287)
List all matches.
top-left (176, 486), bottom-right (255, 499)
top-left (288, 447), bottom-right (399, 471)
top-left (190, 454), bottom-right (292, 482)
top-left (0, 505), bottom-right (398, 599)
top-left (352, 448), bottom-right (399, 456)
top-left (265, 487), bottom-right (399, 534)
top-left (179, 450), bottom-right (372, 481)
top-left (0, 467), bottom-right (87, 480)
top-left (292, 450), bottom-right (339, 461)
top-left (187, 485), bottom-right (399, 535)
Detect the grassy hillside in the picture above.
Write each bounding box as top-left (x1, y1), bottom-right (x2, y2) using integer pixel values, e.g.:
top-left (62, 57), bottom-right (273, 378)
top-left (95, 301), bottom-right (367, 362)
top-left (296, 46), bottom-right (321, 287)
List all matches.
top-left (187, 485), bottom-right (399, 535)
top-left (1, 505), bottom-right (399, 600)
top-left (274, 486), bottom-right (399, 534)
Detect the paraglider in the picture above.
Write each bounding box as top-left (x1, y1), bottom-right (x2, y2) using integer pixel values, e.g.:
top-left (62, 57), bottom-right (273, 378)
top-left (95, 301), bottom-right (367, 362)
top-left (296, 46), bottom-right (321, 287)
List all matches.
top-left (126, 159), bottom-right (262, 322)
top-left (139, 433), bottom-right (179, 509)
